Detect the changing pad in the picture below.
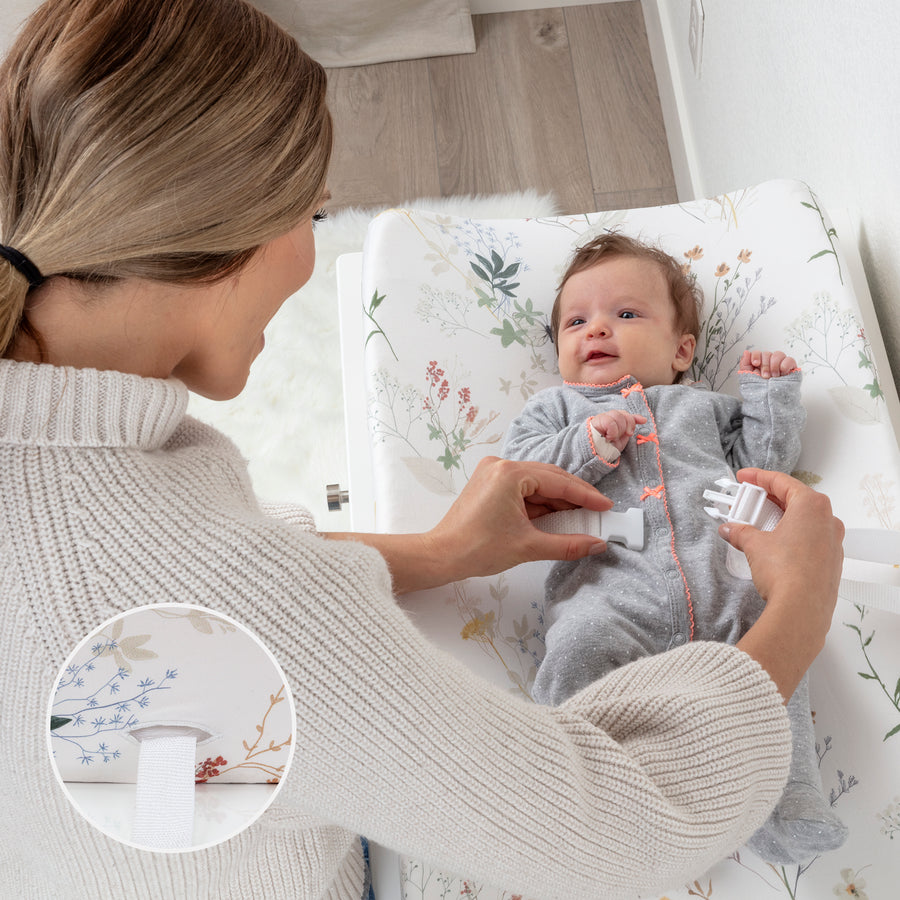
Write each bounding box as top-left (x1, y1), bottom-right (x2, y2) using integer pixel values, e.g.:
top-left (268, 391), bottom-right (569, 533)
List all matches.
top-left (340, 179), bottom-right (900, 899)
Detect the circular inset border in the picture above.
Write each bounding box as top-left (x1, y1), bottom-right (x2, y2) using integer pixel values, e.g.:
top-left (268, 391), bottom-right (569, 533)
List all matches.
top-left (46, 603), bottom-right (296, 852)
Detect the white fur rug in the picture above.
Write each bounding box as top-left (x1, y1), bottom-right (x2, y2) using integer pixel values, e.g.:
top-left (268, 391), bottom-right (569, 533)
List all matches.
top-left (188, 191), bottom-right (559, 529)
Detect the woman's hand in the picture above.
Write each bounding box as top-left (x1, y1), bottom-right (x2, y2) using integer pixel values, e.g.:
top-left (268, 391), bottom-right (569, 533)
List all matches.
top-left (327, 457), bottom-right (611, 593)
top-left (425, 456), bottom-right (613, 580)
top-left (731, 468), bottom-right (844, 700)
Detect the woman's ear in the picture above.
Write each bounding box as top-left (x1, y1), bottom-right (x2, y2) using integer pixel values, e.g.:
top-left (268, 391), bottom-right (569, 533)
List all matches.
top-left (673, 333), bottom-right (696, 372)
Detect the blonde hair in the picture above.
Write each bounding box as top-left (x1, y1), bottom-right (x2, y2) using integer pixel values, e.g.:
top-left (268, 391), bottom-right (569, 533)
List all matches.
top-left (0, 0), bottom-right (332, 356)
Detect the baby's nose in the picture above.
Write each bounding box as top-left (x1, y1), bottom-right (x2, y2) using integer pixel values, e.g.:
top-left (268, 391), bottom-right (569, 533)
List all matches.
top-left (587, 319), bottom-right (610, 338)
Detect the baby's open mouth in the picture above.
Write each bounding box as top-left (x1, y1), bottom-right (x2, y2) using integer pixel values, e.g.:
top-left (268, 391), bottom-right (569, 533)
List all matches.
top-left (587, 350), bottom-right (615, 361)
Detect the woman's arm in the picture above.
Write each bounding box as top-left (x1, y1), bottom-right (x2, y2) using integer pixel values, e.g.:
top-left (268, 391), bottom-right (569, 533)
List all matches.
top-left (207, 458), bottom-right (838, 897)
top-left (304, 466), bottom-right (840, 897)
top-left (279, 541), bottom-right (792, 900)
top-left (324, 456), bottom-right (612, 593)
top-left (728, 467), bottom-right (844, 700)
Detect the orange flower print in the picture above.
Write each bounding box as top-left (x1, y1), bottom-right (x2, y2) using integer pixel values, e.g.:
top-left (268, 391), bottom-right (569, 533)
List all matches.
top-left (714, 263), bottom-right (730, 277)
top-left (737, 248), bottom-right (752, 263)
top-left (461, 611), bottom-right (496, 641)
top-left (683, 245), bottom-right (704, 261)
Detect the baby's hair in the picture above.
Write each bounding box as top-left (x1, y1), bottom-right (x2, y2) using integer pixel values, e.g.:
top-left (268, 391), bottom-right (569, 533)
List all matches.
top-left (0, 0), bottom-right (332, 358)
top-left (550, 231), bottom-right (703, 348)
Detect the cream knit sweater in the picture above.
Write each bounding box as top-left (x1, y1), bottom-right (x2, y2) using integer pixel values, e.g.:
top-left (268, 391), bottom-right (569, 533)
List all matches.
top-left (0, 358), bottom-right (792, 900)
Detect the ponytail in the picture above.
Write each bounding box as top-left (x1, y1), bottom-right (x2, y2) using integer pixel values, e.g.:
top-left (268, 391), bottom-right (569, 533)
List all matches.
top-left (0, 0), bottom-right (332, 357)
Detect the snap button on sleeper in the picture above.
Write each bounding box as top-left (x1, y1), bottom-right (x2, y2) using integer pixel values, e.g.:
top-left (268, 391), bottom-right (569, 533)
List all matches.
top-left (672, 633), bottom-right (686, 645)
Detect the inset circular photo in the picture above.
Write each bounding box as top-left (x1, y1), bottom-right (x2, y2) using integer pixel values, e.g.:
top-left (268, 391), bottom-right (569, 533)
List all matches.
top-left (47, 603), bottom-right (295, 852)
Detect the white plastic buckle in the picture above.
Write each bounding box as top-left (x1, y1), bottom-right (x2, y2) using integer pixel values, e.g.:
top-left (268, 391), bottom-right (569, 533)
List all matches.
top-left (702, 478), bottom-right (782, 530)
top-left (703, 478), bottom-right (783, 579)
top-left (703, 479), bottom-right (765, 525)
top-left (599, 508), bottom-right (645, 550)
top-left (701, 479), bottom-right (900, 613)
top-left (536, 507), bottom-right (644, 550)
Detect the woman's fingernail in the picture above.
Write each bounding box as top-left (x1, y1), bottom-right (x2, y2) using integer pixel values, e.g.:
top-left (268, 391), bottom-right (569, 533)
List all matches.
top-left (589, 542), bottom-right (606, 555)
top-left (718, 522), bottom-right (732, 541)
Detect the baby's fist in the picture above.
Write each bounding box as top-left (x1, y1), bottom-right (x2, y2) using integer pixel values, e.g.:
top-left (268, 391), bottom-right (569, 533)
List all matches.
top-left (741, 349), bottom-right (798, 379)
top-left (590, 410), bottom-right (648, 452)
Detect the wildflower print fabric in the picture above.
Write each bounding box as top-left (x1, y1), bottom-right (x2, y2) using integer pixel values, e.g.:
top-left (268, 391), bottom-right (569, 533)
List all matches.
top-left (357, 179), bottom-right (900, 898)
top-left (50, 604), bottom-right (293, 786)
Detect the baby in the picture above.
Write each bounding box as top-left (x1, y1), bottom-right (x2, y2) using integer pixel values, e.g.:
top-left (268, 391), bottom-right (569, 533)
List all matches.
top-left (503, 232), bottom-right (846, 864)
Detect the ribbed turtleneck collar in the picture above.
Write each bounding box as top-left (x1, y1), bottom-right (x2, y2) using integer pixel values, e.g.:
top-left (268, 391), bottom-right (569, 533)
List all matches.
top-left (0, 358), bottom-right (188, 450)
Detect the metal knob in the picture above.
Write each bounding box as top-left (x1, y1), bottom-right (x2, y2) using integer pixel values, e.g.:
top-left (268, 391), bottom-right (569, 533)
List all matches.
top-left (326, 484), bottom-right (350, 511)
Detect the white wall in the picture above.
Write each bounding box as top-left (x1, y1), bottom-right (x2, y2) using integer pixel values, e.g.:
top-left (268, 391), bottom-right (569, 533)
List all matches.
top-left (646, 0), bottom-right (900, 394)
top-left (1, 0), bottom-right (38, 56)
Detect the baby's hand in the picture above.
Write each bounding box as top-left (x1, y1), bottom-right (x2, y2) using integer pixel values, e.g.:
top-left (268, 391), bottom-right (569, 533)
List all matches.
top-left (741, 349), bottom-right (798, 379)
top-left (590, 410), bottom-right (648, 452)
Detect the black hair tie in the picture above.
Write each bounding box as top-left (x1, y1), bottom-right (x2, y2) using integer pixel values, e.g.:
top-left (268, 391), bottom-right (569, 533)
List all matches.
top-left (0, 243), bottom-right (45, 288)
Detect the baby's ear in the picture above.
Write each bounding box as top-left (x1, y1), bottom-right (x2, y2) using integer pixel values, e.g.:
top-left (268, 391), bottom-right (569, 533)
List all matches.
top-left (673, 333), bottom-right (696, 372)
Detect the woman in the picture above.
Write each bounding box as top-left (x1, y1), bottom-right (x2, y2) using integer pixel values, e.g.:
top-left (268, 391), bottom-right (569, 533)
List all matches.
top-left (0, 1), bottom-right (843, 898)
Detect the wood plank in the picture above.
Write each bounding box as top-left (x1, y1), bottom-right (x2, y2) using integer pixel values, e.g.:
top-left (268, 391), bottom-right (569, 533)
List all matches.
top-left (323, 4), bottom-right (676, 215)
top-left (593, 185), bottom-right (678, 211)
top-left (325, 60), bottom-right (441, 210)
top-left (428, 9), bottom-right (595, 213)
top-left (566, 2), bottom-right (675, 197)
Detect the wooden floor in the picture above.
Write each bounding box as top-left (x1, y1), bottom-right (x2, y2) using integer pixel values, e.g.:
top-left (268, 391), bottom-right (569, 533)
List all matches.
top-left (324, 2), bottom-right (675, 216)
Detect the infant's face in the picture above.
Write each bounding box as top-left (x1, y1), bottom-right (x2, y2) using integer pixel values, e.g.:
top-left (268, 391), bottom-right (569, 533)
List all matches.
top-left (556, 256), bottom-right (695, 387)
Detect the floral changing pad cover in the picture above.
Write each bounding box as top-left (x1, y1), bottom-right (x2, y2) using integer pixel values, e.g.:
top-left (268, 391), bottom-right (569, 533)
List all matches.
top-left (358, 179), bottom-right (900, 900)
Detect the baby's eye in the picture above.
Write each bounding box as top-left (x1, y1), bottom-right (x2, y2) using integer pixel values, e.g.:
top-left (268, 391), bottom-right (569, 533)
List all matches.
top-left (619, 310), bottom-right (638, 319)
top-left (567, 317), bottom-right (586, 327)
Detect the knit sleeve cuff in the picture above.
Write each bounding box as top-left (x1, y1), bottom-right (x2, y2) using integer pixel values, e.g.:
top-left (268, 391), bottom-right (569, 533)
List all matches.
top-left (558, 641), bottom-right (791, 861)
top-left (737, 368), bottom-right (802, 383)
top-left (588, 420), bottom-right (622, 463)
top-left (563, 642), bottom-right (789, 756)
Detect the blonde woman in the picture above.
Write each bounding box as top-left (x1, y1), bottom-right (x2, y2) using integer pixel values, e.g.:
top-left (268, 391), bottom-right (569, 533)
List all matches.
top-left (0, 1), bottom-right (843, 898)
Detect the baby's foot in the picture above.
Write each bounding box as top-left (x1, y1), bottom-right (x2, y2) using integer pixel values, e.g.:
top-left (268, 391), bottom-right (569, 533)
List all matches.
top-left (747, 783), bottom-right (848, 865)
top-left (746, 820), bottom-right (796, 865)
top-left (775, 781), bottom-right (848, 853)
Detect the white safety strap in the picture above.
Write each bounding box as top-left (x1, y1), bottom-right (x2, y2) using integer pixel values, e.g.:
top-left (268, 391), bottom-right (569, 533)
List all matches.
top-left (536, 508), bottom-right (597, 535)
top-left (537, 510), bottom-right (900, 615)
top-left (839, 577), bottom-right (900, 614)
top-left (536, 507), bottom-right (644, 551)
top-left (839, 529), bottom-right (900, 614)
top-left (131, 732), bottom-right (197, 850)
top-left (843, 528), bottom-right (900, 564)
